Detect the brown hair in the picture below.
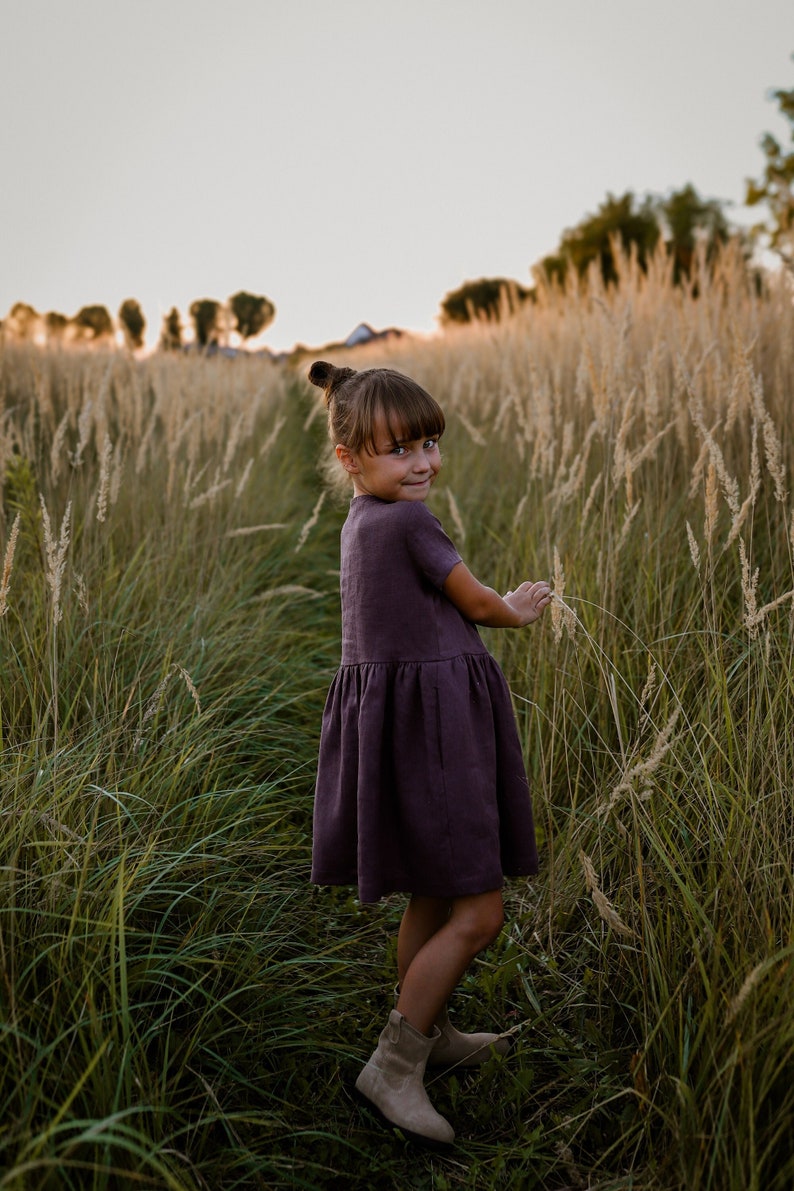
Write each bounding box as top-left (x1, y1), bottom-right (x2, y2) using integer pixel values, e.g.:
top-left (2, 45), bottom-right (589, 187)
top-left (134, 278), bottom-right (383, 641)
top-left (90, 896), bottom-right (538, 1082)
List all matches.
top-left (308, 361), bottom-right (445, 455)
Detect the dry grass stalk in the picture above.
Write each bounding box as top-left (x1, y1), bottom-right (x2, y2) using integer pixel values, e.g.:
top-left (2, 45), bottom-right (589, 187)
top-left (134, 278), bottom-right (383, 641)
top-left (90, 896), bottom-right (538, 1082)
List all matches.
top-left (133, 662), bottom-right (201, 749)
top-left (552, 421), bottom-right (575, 488)
top-left (456, 409), bottom-right (487, 447)
top-left (723, 369), bottom-right (742, 436)
top-left (627, 419), bottom-right (675, 473)
top-left (553, 1141), bottom-right (586, 1190)
top-left (235, 457), bottom-right (254, 498)
top-left (688, 434), bottom-right (711, 501)
top-left (175, 664), bottom-right (201, 714)
top-left (551, 548), bottom-right (565, 644)
top-left (511, 491), bottom-right (529, 533)
top-left (189, 478), bottom-right (232, 509)
top-left (688, 388), bottom-right (740, 520)
top-left (617, 499), bottom-right (641, 552)
top-left (225, 523), bottom-right (287, 538)
top-left (39, 497), bottom-right (72, 626)
top-left (49, 412), bottom-right (70, 485)
top-left (446, 490), bottom-right (466, 544)
top-left (131, 681), bottom-right (163, 746)
top-left (0, 512), bottom-right (21, 616)
top-left (745, 586), bottom-right (794, 633)
top-left (624, 461), bottom-right (635, 511)
top-left (110, 438), bottom-right (124, 508)
top-left (550, 591), bottom-right (577, 644)
top-left (580, 471), bottom-right (603, 531)
top-left (295, 491), bottom-right (326, 553)
top-left (70, 399), bottom-right (93, 469)
top-left (512, 384), bottom-right (534, 448)
top-left (751, 372), bottom-right (788, 503)
top-left (183, 459), bottom-right (209, 502)
top-left (551, 421), bottom-right (597, 506)
top-left (725, 420), bottom-right (760, 549)
top-left (492, 390), bottom-right (514, 436)
top-left (601, 707), bottom-right (682, 811)
top-left (260, 414), bottom-right (286, 459)
top-left (73, 571), bottom-right (89, 616)
top-left (638, 659), bottom-right (658, 731)
top-left (739, 539), bottom-right (760, 639)
top-left (724, 957), bottom-right (779, 1026)
top-left (302, 402), bottom-right (323, 432)
top-left (580, 850), bottom-right (636, 939)
top-left (95, 434), bottom-right (112, 523)
top-left (135, 412), bottom-right (157, 475)
top-left (686, 521), bottom-right (701, 573)
top-left (703, 463), bottom-right (719, 549)
top-left (613, 385), bottom-right (637, 489)
top-left (222, 412), bottom-right (245, 475)
top-left (642, 351), bottom-right (661, 438)
top-left (258, 585), bottom-right (323, 601)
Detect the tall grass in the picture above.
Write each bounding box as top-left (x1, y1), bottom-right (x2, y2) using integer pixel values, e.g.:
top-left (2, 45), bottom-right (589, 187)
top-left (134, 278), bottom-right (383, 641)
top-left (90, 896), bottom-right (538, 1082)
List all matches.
top-left (1, 240), bottom-right (793, 1188)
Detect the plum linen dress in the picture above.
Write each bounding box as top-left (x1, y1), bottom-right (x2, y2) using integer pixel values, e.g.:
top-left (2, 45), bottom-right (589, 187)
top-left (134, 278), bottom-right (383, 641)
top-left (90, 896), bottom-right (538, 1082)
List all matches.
top-left (311, 495), bottom-right (539, 903)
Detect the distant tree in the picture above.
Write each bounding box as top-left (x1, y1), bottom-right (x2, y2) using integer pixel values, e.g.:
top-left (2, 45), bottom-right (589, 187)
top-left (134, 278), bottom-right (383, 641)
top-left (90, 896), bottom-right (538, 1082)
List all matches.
top-left (159, 307), bottom-right (183, 352)
top-left (72, 304), bottom-right (114, 343)
top-left (189, 299), bottom-right (221, 348)
top-left (440, 277), bottom-right (532, 326)
top-left (534, 188), bottom-right (734, 288)
top-left (535, 250), bottom-right (569, 289)
top-left (5, 302), bottom-right (40, 340)
top-left (118, 298), bottom-right (146, 350)
top-left (228, 290), bottom-right (276, 342)
top-left (44, 311), bottom-right (69, 343)
top-left (746, 63), bottom-right (794, 267)
top-left (536, 192), bottom-right (661, 287)
top-left (658, 184), bottom-right (731, 283)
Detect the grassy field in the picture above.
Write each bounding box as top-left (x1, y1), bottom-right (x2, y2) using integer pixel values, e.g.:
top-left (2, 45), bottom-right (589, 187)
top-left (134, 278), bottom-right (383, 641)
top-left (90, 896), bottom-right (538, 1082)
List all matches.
top-left (1, 242), bottom-right (793, 1189)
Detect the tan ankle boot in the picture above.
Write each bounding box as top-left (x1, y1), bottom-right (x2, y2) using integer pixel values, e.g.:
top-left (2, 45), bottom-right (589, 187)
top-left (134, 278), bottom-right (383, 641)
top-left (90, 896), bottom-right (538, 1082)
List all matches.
top-left (355, 1010), bottom-right (455, 1145)
top-left (392, 985), bottom-right (510, 1070)
top-left (427, 1006), bottom-right (512, 1068)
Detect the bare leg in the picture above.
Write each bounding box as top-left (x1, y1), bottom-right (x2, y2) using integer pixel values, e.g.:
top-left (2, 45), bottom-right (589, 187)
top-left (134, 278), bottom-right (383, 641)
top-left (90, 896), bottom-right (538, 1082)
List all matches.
top-left (397, 895), bottom-right (451, 988)
top-left (396, 889), bottom-right (504, 1036)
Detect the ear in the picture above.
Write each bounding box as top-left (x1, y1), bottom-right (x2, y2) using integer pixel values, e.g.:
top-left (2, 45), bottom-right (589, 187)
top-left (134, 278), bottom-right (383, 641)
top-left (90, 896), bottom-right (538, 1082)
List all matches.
top-left (335, 444), bottom-right (359, 473)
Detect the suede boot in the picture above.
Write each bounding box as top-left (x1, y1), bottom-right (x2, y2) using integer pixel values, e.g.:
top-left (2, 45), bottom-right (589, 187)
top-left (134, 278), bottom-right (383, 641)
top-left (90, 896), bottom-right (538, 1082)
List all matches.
top-left (355, 1010), bottom-right (455, 1145)
top-left (392, 985), bottom-right (510, 1069)
top-left (427, 1006), bottom-right (511, 1068)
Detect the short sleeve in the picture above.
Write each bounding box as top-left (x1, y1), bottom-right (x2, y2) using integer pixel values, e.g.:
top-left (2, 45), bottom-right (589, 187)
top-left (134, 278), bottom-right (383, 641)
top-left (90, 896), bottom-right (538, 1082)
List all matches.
top-left (403, 502), bottom-right (462, 589)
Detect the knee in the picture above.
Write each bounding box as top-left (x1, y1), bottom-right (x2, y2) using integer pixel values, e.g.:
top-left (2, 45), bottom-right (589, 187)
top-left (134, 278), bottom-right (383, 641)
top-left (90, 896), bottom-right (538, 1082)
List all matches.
top-left (452, 898), bottom-right (504, 957)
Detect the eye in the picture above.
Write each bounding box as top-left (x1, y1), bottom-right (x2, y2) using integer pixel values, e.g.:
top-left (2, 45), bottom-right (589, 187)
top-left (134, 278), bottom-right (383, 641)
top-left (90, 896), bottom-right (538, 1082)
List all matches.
top-left (390, 444), bottom-right (407, 456)
top-left (424, 438), bottom-right (439, 450)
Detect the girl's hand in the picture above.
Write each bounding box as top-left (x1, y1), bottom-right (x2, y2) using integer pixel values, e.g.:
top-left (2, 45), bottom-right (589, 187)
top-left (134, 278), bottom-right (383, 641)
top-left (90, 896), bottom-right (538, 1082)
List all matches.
top-left (503, 580), bottom-right (552, 626)
top-left (443, 564), bottom-right (552, 628)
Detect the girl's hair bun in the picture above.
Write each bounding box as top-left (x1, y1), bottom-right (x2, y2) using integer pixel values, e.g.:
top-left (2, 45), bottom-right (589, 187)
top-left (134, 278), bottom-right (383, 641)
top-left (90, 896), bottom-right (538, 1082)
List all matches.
top-left (309, 360), bottom-right (356, 403)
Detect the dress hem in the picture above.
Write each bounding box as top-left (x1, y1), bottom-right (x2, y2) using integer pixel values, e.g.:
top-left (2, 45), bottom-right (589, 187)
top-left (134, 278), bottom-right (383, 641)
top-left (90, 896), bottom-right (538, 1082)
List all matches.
top-left (311, 867), bottom-right (539, 904)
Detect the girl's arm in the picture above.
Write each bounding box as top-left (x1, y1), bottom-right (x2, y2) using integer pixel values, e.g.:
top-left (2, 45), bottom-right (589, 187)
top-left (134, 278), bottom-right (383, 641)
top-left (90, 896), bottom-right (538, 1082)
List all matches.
top-left (443, 561), bottom-right (551, 628)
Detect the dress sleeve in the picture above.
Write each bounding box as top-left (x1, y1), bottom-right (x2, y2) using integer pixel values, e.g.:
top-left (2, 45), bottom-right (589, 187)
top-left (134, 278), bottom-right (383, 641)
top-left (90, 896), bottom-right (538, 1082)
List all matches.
top-left (404, 502), bottom-right (462, 589)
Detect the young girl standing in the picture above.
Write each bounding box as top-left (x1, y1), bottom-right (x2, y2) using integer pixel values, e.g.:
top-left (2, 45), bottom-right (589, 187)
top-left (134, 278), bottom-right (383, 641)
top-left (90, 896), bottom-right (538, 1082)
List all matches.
top-left (309, 360), bottom-right (551, 1145)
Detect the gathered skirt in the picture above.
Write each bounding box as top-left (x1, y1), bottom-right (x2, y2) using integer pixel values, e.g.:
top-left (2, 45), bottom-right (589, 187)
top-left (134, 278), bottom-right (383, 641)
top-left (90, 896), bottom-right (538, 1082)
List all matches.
top-left (311, 651), bottom-right (539, 903)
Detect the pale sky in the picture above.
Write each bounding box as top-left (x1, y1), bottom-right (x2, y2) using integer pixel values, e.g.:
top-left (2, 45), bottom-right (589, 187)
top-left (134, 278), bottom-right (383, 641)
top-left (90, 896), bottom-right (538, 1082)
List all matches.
top-left (1, 0), bottom-right (792, 351)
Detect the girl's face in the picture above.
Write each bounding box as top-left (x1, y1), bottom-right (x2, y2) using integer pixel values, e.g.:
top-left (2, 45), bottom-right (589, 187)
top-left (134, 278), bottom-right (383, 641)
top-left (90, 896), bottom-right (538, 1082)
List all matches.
top-left (336, 412), bottom-right (442, 503)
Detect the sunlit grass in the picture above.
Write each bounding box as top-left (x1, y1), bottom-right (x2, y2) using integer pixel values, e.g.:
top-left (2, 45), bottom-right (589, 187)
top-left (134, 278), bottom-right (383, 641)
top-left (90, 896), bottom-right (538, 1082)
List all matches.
top-left (1, 241), bottom-right (794, 1187)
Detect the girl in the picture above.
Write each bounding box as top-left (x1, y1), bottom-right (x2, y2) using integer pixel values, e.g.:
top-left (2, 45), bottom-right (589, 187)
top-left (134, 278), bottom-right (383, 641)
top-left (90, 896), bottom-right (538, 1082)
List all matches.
top-left (309, 360), bottom-right (551, 1145)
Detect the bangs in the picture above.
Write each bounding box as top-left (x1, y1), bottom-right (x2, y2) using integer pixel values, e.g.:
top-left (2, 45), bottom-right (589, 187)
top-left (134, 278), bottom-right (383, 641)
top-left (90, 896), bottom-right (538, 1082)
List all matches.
top-left (355, 371), bottom-right (445, 454)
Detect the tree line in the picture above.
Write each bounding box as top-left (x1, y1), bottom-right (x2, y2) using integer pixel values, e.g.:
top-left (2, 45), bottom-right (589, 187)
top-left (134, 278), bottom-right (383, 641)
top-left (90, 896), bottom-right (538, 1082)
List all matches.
top-left (0, 292), bottom-right (276, 352)
top-left (441, 69), bottom-right (794, 325)
top-left (2, 65), bottom-right (792, 346)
